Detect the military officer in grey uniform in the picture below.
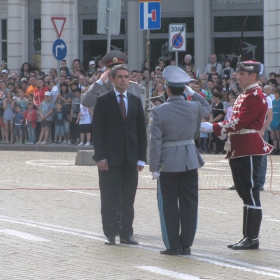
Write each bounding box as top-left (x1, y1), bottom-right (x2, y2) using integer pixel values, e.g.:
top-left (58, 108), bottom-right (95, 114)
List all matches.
top-left (149, 66), bottom-right (211, 256)
top-left (81, 50), bottom-right (141, 107)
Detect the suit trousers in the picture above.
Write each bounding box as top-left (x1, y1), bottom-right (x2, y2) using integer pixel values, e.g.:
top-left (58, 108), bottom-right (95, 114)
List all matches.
top-left (98, 158), bottom-right (138, 238)
top-left (230, 155), bottom-right (262, 206)
top-left (157, 169), bottom-right (198, 249)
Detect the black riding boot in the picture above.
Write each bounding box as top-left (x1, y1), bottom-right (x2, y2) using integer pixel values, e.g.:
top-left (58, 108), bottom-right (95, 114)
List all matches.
top-left (232, 206), bottom-right (262, 250)
top-left (227, 205), bottom-right (247, 248)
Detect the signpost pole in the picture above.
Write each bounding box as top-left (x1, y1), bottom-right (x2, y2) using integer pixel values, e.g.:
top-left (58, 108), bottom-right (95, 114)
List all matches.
top-left (106, 0), bottom-right (112, 53)
top-left (146, 29), bottom-right (151, 124)
top-left (175, 51), bottom-right (178, 66)
top-left (57, 59), bottom-right (60, 97)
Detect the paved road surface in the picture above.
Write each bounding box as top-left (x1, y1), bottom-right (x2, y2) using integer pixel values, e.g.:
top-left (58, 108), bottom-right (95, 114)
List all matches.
top-left (0, 151), bottom-right (280, 279)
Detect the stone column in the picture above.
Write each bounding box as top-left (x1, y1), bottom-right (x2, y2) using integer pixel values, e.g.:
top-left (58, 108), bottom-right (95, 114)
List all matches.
top-left (264, 0), bottom-right (280, 76)
top-left (7, 0), bottom-right (28, 73)
top-left (194, 0), bottom-right (211, 74)
top-left (127, 0), bottom-right (144, 70)
top-left (41, 0), bottom-right (76, 74)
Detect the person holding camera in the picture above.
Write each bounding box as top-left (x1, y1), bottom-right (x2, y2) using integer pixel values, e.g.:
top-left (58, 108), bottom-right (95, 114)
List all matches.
top-left (221, 59), bottom-right (234, 81)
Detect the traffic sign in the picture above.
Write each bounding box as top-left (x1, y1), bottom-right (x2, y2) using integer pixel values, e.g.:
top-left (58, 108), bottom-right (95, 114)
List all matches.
top-left (169, 23), bottom-right (186, 52)
top-left (139, 1), bottom-right (161, 30)
top-left (52, 39), bottom-right (67, 60)
top-left (51, 17), bottom-right (66, 38)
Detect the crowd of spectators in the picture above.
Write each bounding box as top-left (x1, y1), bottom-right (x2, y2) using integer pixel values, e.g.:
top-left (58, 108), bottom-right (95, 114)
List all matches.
top-left (0, 53), bottom-right (278, 152)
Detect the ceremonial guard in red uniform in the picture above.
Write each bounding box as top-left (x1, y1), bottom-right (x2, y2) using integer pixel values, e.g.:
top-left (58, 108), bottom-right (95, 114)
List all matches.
top-left (201, 61), bottom-right (273, 250)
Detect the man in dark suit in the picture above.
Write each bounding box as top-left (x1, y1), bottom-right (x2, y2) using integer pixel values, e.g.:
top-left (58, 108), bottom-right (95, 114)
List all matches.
top-left (93, 64), bottom-right (147, 246)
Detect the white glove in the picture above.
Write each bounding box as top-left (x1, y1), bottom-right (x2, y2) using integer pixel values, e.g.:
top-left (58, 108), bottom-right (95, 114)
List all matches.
top-left (184, 85), bottom-right (195, 96)
top-left (218, 134), bottom-right (227, 140)
top-left (152, 172), bottom-right (160, 179)
top-left (200, 122), bottom-right (213, 132)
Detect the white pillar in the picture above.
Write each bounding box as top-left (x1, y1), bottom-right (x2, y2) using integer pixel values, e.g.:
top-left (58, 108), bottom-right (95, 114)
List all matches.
top-left (127, 0), bottom-right (144, 70)
top-left (264, 0), bottom-right (280, 76)
top-left (41, 0), bottom-right (76, 74)
top-left (7, 0), bottom-right (28, 73)
top-left (194, 0), bottom-right (211, 74)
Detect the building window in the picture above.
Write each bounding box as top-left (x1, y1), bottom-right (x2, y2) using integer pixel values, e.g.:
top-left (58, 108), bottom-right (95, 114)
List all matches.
top-left (33, 19), bottom-right (41, 54)
top-left (82, 39), bottom-right (125, 70)
top-left (214, 16), bottom-right (263, 32)
top-left (213, 16), bottom-right (263, 67)
top-left (151, 17), bottom-right (194, 33)
top-left (1, 19), bottom-right (7, 63)
top-left (83, 19), bottom-right (126, 35)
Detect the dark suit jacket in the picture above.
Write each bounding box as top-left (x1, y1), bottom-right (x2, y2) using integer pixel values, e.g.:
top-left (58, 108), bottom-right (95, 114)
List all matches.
top-left (93, 90), bottom-right (147, 166)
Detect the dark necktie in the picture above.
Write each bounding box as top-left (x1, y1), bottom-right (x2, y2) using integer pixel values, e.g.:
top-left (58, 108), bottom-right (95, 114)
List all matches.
top-left (119, 94), bottom-right (126, 121)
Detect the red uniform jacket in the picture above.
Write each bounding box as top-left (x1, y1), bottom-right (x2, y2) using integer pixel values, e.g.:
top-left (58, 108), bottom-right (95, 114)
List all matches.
top-left (213, 83), bottom-right (273, 158)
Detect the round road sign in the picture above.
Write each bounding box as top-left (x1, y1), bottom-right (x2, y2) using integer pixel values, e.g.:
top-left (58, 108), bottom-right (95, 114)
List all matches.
top-left (172, 34), bottom-right (184, 49)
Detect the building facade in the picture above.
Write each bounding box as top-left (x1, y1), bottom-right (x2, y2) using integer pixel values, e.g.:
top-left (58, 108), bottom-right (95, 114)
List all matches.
top-left (0, 0), bottom-right (277, 76)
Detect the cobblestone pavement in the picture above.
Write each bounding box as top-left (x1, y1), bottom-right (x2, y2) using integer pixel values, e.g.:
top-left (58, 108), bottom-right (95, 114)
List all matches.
top-left (0, 151), bottom-right (280, 280)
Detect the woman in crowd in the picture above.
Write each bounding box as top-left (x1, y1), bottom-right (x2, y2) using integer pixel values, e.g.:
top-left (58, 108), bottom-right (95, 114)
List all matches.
top-left (152, 82), bottom-right (167, 100)
top-left (270, 88), bottom-right (280, 154)
top-left (20, 62), bottom-right (33, 79)
top-left (210, 87), bottom-right (225, 154)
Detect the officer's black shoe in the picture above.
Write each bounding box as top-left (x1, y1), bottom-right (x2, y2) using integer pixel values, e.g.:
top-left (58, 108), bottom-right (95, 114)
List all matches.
top-left (120, 235), bottom-right (138, 245)
top-left (229, 185), bottom-right (236, 190)
top-left (105, 236), bottom-right (116, 245)
top-left (259, 185), bottom-right (264, 191)
top-left (227, 238), bottom-right (244, 249)
top-left (232, 237), bottom-right (259, 250)
top-left (181, 246), bottom-right (191, 255)
top-left (160, 249), bottom-right (181, 255)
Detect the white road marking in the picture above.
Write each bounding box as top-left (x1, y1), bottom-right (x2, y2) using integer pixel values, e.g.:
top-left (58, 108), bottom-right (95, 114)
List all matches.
top-left (191, 255), bottom-right (280, 278)
top-left (66, 190), bottom-right (100, 196)
top-left (137, 266), bottom-right (200, 280)
top-left (26, 159), bottom-right (74, 168)
top-left (0, 229), bottom-right (51, 242)
top-left (1, 215), bottom-right (280, 278)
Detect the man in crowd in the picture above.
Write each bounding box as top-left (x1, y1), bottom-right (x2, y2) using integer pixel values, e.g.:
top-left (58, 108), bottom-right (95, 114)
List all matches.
top-left (204, 54), bottom-right (222, 77)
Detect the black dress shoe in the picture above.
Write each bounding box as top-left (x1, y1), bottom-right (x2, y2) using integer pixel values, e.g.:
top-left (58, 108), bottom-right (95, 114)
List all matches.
top-left (232, 237), bottom-right (259, 250)
top-left (160, 249), bottom-right (181, 255)
top-left (229, 185), bottom-right (236, 190)
top-left (227, 238), bottom-right (244, 248)
top-left (120, 236), bottom-right (138, 245)
top-left (181, 246), bottom-right (191, 255)
top-left (105, 236), bottom-right (115, 245)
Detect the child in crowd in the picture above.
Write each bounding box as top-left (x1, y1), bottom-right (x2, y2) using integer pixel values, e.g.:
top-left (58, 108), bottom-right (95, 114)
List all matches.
top-left (0, 95), bottom-right (4, 142)
top-left (13, 104), bottom-right (24, 144)
top-left (52, 102), bottom-right (65, 144)
top-left (200, 117), bottom-right (209, 153)
top-left (16, 88), bottom-right (29, 143)
top-left (3, 90), bottom-right (14, 144)
top-left (70, 87), bottom-right (81, 144)
top-left (16, 88), bottom-right (28, 112)
top-left (226, 97), bottom-right (236, 121)
top-left (76, 103), bottom-right (93, 146)
top-left (24, 102), bottom-right (37, 144)
top-left (36, 91), bottom-right (54, 145)
top-left (208, 66), bottom-right (218, 81)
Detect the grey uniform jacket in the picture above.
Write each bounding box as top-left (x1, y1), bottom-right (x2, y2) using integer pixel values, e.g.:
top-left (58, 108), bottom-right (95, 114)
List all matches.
top-left (81, 79), bottom-right (141, 108)
top-left (149, 93), bottom-right (212, 172)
